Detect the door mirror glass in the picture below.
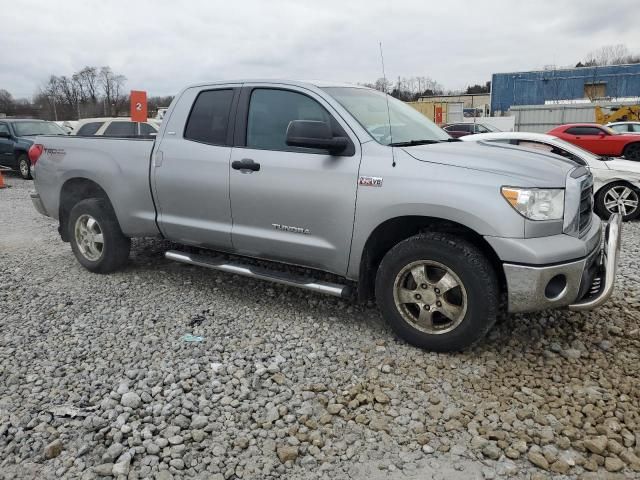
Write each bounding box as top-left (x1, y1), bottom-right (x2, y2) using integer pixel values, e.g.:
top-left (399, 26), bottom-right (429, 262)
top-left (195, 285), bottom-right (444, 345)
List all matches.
top-left (286, 120), bottom-right (348, 155)
top-left (0, 130), bottom-right (10, 138)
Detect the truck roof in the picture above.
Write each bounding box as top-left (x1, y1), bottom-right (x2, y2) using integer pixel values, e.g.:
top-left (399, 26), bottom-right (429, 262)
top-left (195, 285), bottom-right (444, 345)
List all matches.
top-left (183, 79), bottom-right (370, 90)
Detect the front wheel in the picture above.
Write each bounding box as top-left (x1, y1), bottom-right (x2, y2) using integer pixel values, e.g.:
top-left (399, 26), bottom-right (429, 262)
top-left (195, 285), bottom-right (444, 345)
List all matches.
top-left (18, 154), bottom-right (31, 180)
top-left (375, 232), bottom-right (499, 352)
top-left (595, 182), bottom-right (640, 222)
top-left (68, 198), bottom-right (131, 273)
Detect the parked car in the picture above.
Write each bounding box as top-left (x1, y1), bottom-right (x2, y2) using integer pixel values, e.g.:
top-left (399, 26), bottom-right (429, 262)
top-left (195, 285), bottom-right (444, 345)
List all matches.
top-left (442, 122), bottom-right (499, 138)
top-left (71, 118), bottom-right (159, 138)
top-left (28, 80), bottom-right (621, 352)
top-left (606, 121), bottom-right (640, 134)
top-left (462, 131), bottom-right (640, 221)
top-left (54, 120), bottom-right (78, 134)
top-left (548, 123), bottom-right (640, 161)
top-left (0, 119), bottom-right (67, 179)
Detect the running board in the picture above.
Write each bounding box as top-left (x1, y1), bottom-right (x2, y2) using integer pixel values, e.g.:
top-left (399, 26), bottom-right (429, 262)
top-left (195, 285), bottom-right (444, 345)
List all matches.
top-left (165, 250), bottom-right (351, 298)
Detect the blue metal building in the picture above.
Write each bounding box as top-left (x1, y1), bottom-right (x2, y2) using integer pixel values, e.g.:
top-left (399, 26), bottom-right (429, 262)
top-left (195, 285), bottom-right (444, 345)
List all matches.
top-left (491, 63), bottom-right (640, 114)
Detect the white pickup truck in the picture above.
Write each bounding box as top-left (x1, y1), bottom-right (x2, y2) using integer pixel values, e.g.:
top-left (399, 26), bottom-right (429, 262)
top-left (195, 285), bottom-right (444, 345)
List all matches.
top-left (28, 80), bottom-right (621, 351)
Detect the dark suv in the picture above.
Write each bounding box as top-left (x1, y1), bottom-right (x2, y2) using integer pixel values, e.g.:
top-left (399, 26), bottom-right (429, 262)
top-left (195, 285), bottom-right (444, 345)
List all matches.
top-left (0, 119), bottom-right (67, 179)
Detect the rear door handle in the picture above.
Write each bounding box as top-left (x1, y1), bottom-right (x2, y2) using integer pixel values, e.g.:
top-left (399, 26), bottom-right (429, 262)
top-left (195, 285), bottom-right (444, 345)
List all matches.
top-left (232, 158), bottom-right (261, 173)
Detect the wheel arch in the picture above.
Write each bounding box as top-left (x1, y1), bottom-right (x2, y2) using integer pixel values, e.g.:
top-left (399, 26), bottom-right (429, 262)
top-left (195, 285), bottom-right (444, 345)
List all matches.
top-left (595, 179), bottom-right (640, 197)
top-left (357, 215), bottom-right (505, 302)
top-left (59, 177), bottom-right (117, 242)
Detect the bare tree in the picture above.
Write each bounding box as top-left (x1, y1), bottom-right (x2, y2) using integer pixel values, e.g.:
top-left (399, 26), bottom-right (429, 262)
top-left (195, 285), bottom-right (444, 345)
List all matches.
top-left (0, 89), bottom-right (15, 115)
top-left (583, 44), bottom-right (640, 66)
top-left (99, 67), bottom-right (127, 116)
top-left (374, 77), bottom-right (391, 93)
top-left (74, 66), bottom-right (99, 103)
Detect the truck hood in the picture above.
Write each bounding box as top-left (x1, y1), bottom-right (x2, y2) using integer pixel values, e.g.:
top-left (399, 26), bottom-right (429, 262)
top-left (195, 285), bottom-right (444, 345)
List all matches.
top-left (402, 141), bottom-right (576, 187)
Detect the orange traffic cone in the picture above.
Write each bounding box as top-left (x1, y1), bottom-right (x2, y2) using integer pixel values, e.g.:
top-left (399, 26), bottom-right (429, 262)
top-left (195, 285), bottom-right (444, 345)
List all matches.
top-left (0, 169), bottom-right (6, 189)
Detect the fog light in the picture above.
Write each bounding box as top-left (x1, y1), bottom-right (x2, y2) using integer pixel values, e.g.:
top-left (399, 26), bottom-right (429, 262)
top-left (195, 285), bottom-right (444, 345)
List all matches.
top-left (545, 275), bottom-right (567, 300)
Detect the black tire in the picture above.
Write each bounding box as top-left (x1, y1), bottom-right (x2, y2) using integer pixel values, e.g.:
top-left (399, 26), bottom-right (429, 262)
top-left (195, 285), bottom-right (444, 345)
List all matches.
top-left (594, 182), bottom-right (640, 222)
top-left (17, 153), bottom-right (31, 180)
top-left (623, 143), bottom-right (640, 161)
top-left (375, 232), bottom-right (498, 352)
top-left (68, 198), bottom-right (131, 273)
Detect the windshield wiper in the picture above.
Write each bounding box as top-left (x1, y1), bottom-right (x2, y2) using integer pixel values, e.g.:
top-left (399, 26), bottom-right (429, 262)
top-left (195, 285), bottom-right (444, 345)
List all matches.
top-left (389, 139), bottom-right (440, 147)
top-left (598, 155), bottom-right (612, 161)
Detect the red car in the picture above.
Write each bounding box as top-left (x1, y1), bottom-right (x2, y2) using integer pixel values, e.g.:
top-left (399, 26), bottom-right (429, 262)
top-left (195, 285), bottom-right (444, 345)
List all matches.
top-left (548, 123), bottom-right (640, 160)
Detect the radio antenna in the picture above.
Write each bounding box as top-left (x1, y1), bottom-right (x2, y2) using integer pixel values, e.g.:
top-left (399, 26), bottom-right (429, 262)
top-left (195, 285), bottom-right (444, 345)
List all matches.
top-left (379, 41), bottom-right (396, 167)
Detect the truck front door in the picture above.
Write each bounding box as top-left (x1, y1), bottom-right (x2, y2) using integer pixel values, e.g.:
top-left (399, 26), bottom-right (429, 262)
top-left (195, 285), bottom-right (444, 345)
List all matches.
top-left (151, 86), bottom-right (239, 249)
top-left (228, 86), bottom-right (361, 275)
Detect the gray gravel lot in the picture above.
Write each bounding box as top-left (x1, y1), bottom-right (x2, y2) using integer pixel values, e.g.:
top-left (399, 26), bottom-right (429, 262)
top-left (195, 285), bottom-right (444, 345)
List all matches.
top-left (1, 174), bottom-right (639, 480)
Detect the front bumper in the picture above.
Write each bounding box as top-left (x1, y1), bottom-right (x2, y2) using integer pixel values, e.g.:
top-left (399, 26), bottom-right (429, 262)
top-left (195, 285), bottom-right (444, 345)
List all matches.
top-left (503, 214), bottom-right (622, 313)
top-left (30, 192), bottom-right (49, 217)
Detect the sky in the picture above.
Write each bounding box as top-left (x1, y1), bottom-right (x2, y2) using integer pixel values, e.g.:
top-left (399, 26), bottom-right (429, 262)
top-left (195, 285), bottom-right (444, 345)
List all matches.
top-left (2, 0), bottom-right (639, 99)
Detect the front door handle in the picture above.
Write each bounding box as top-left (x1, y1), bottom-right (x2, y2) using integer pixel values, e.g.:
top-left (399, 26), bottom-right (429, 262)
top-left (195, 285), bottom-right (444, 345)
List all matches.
top-left (232, 158), bottom-right (261, 173)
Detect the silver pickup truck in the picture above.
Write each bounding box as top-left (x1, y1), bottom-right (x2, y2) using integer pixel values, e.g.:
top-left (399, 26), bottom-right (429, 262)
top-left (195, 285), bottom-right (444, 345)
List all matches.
top-left (28, 80), bottom-right (622, 351)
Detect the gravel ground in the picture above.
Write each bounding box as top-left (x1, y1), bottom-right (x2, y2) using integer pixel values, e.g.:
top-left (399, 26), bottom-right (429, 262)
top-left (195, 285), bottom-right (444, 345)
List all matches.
top-left (1, 173), bottom-right (639, 480)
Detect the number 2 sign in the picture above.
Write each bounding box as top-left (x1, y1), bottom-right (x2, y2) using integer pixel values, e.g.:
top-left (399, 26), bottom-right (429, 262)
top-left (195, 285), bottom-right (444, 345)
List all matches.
top-left (130, 91), bottom-right (147, 122)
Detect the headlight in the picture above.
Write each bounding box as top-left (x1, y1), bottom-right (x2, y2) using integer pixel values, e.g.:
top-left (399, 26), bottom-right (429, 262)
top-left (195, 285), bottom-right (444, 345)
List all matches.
top-left (501, 187), bottom-right (565, 221)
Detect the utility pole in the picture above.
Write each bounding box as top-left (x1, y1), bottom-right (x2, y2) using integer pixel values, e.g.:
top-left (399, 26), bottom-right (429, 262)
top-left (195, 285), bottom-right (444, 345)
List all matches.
top-left (49, 96), bottom-right (58, 121)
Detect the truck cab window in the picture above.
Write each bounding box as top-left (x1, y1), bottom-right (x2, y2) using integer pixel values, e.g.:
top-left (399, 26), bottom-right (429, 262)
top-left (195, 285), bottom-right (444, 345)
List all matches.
top-left (246, 89), bottom-right (331, 151)
top-left (184, 89), bottom-right (235, 145)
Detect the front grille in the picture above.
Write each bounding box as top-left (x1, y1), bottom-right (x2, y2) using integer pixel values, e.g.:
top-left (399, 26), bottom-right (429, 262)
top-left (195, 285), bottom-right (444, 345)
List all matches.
top-left (578, 184), bottom-right (594, 235)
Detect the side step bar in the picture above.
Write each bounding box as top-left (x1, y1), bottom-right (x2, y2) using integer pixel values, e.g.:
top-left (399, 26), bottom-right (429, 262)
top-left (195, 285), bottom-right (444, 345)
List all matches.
top-left (165, 250), bottom-right (351, 299)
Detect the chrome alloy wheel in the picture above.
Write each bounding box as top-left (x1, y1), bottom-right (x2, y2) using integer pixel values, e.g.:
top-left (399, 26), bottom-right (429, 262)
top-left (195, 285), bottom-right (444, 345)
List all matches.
top-left (393, 260), bottom-right (467, 334)
top-left (604, 185), bottom-right (639, 217)
top-left (19, 158), bottom-right (29, 177)
top-left (74, 214), bottom-right (104, 261)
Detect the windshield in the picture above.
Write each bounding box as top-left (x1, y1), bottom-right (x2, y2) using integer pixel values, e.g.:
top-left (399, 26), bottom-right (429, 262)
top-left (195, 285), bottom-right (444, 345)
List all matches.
top-left (323, 87), bottom-right (450, 145)
top-left (550, 136), bottom-right (605, 162)
top-left (13, 121), bottom-right (67, 136)
top-left (480, 123), bottom-right (499, 133)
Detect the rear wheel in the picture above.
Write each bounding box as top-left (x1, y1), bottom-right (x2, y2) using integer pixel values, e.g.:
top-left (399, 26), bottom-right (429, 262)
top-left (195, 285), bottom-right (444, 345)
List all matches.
top-left (595, 182), bottom-right (640, 221)
top-left (18, 154), bottom-right (31, 180)
top-left (375, 232), bottom-right (499, 352)
top-left (623, 143), bottom-right (640, 161)
top-left (68, 198), bottom-right (131, 273)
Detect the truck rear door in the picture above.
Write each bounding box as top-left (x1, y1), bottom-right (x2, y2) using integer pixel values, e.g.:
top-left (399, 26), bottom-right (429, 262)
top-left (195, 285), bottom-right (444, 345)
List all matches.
top-left (151, 86), bottom-right (240, 249)
top-left (228, 85), bottom-right (361, 275)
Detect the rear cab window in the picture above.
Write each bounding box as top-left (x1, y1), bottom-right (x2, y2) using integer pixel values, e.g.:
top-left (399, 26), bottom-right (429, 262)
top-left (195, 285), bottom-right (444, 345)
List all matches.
top-left (184, 89), bottom-right (235, 145)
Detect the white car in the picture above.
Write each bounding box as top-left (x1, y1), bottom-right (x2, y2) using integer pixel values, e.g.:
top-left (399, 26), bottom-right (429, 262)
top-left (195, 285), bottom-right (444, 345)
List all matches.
top-left (462, 131), bottom-right (640, 221)
top-left (54, 120), bottom-right (78, 134)
top-left (606, 121), bottom-right (640, 134)
top-left (71, 118), bottom-right (158, 138)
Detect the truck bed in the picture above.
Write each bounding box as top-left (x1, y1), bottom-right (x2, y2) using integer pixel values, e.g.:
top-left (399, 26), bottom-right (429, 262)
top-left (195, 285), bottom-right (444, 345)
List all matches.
top-left (32, 136), bottom-right (160, 238)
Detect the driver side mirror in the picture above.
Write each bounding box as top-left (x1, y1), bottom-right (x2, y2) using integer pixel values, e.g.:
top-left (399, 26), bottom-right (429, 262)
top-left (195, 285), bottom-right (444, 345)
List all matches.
top-left (286, 120), bottom-right (348, 155)
top-left (0, 131), bottom-right (10, 139)
top-left (598, 132), bottom-right (606, 138)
